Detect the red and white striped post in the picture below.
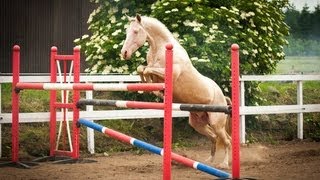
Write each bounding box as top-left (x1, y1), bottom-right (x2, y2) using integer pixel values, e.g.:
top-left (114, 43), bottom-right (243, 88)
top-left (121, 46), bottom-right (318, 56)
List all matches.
top-left (11, 45), bottom-right (20, 163)
top-left (163, 44), bottom-right (173, 180)
top-left (231, 44), bottom-right (240, 179)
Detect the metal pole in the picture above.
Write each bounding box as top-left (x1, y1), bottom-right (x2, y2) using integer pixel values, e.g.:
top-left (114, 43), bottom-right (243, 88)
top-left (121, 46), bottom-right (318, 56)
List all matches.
top-left (12, 45), bottom-right (20, 162)
top-left (72, 46), bottom-right (81, 159)
top-left (163, 44), bottom-right (173, 180)
top-left (231, 44), bottom-right (240, 179)
top-left (77, 118), bottom-right (230, 178)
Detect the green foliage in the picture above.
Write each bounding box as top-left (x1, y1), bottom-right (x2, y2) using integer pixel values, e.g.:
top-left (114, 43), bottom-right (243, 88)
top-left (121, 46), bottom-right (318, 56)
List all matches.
top-left (75, 0), bottom-right (289, 105)
top-left (306, 116), bottom-right (320, 141)
top-left (151, 0), bottom-right (289, 101)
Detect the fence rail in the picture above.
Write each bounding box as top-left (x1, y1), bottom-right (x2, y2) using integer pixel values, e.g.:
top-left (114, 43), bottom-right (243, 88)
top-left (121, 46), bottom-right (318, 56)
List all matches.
top-left (240, 74), bottom-right (320, 143)
top-left (1, 74), bottom-right (319, 156)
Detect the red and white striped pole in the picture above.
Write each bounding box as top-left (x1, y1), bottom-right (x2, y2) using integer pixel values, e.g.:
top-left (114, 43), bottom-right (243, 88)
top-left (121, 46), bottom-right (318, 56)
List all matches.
top-left (231, 44), bottom-right (240, 179)
top-left (11, 45), bottom-right (20, 163)
top-left (163, 44), bottom-right (173, 180)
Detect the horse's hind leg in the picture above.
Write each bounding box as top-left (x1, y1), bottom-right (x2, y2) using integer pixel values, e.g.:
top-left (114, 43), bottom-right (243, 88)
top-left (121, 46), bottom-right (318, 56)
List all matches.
top-left (188, 112), bottom-right (218, 163)
top-left (209, 113), bottom-right (231, 169)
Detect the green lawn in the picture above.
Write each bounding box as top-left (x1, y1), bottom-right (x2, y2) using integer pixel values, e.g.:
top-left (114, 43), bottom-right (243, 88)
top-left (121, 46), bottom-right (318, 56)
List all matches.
top-left (276, 56), bottom-right (320, 74)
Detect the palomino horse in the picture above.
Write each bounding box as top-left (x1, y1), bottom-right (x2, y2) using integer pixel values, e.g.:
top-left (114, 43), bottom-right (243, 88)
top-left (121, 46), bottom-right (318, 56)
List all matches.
top-left (121, 15), bottom-right (231, 169)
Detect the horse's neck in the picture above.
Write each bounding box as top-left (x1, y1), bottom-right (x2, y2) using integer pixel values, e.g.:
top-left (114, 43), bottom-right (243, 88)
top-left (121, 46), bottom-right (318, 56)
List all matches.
top-left (142, 17), bottom-right (192, 67)
top-left (142, 18), bottom-right (174, 56)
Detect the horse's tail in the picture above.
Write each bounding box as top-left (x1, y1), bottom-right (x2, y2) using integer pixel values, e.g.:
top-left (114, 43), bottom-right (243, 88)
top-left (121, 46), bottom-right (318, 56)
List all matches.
top-left (225, 96), bottom-right (232, 137)
top-left (217, 96), bottom-right (232, 148)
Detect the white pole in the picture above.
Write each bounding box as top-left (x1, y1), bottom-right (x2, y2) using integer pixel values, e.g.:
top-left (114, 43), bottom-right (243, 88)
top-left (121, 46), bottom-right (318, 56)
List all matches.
top-left (86, 90), bottom-right (95, 154)
top-left (240, 80), bottom-right (246, 144)
top-left (297, 80), bottom-right (303, 139)
top-left (0, 83), bottom-right (2, 157)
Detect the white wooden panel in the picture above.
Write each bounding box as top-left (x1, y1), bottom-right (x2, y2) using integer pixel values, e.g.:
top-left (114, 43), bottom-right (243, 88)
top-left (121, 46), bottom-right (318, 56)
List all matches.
top-left (0, 110), bottom-right (189, 124)
top-left (240, 104), bottom-right (320, 115)
top-left (241, 75), bottom-right (320, 81)
top-left (0, 75), bottom-right (141, 83)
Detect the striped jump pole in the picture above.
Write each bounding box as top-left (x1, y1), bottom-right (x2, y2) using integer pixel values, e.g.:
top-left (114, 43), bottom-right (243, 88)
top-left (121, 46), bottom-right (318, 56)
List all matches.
top-left (77, 118), bottom-right (230, 178)
top-left (14, 82), bottom-right (165, 92)
top-left (76, 99), bottom-right (231, 114)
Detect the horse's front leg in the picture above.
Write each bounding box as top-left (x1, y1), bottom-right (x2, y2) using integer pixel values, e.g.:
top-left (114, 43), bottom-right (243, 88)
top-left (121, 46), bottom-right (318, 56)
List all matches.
top-left (143, 66), bottom-right (181, 98)
top-left (143, 65), bottom-right (181, 82)
top-left (137, 65), bottom-right (156, 84)
top-left (143, 67), bottom-right (166, 98)
top-left (137, 65), bottom-right (147, 83)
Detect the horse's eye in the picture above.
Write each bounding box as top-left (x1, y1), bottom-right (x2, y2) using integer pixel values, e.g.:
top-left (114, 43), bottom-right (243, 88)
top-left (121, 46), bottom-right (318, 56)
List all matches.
top-left (133, 28), bottom-right (139, 34)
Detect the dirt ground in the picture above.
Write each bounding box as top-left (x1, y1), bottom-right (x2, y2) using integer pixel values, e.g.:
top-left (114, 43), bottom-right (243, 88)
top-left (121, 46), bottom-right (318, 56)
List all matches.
top-left (0, 140), bottom-right (320, 180)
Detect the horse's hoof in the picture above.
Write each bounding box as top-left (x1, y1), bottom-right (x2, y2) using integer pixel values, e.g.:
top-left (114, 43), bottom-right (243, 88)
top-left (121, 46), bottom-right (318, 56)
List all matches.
top-left (216, 163), bottom-right (229, 170)
top-left (205, 156), bottom-right (214, 163)
top-left (137, 65), bottom-right (145, 72)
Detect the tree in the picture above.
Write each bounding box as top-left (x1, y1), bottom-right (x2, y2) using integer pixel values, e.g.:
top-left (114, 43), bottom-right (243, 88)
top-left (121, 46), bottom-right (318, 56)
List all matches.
top-left (297, 5), bottom-right (312, 39)
top-left (285, 5), bottom-right (300, 38)
top-left (311, 4), bottom-right (320, 39)
top-left (75, 0), bottom-right (289, 105)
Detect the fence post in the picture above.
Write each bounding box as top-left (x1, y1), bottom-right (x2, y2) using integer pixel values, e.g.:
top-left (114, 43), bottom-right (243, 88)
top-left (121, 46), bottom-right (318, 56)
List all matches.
top-left (50, 46), bottom-right (58, 156)
top-left (0, 83), bottom-right (2, 158)
top-left (240, 80), bottom-right (246, 144)
top-left (86, 90), bottom-right (95, 154)
top-left (297, 80), bottom-right (303, 139)
top-left (12, 45), bottom-right (21, 162)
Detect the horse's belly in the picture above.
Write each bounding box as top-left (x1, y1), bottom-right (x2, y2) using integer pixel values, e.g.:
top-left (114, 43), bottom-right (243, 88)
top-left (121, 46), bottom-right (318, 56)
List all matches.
top-left (172, 83), bottom-right (214, 104)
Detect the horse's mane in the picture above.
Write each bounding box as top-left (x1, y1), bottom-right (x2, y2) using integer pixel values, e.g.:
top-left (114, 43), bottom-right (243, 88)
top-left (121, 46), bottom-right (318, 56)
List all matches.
top-left (141, 16), bottom-right (175, 41)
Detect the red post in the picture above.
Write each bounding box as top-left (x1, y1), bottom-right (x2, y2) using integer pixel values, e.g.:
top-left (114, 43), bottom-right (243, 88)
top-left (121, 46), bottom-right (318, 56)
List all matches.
top-left (72, 46), bottom-right (81, 159)
top-left (11, 45), bottom-right (20, 162)
top-left (50, 46), bottom-right (58, 156)
top-left (163, 44), bottom-right (173, 180)
top-left (63, 60), bottom-right (67, 150)
top-left (231, 44), bottom-right (240, 179)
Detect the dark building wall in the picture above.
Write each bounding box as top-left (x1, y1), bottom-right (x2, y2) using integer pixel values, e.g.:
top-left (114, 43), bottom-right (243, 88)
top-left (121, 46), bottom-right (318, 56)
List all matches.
top-left (0, 0), bottom-right (96, 73)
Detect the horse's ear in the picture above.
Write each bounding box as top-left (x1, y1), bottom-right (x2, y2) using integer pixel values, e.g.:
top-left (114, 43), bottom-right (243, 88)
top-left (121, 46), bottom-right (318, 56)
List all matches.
top-left (136, 14), bottom-right (141, 23)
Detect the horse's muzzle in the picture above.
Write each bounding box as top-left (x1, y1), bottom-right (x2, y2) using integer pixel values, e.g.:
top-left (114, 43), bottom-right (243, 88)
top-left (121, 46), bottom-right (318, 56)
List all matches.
top-left (121, 49), bottom-right (131, 60)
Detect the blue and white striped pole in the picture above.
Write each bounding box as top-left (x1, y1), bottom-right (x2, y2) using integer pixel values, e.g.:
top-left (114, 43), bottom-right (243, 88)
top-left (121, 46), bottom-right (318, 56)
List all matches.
top-left (78, 118), bottom-right (230, 178)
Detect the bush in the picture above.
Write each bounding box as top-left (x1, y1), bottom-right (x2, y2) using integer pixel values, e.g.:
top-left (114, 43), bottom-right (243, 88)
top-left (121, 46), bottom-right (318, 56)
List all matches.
top-left (75, 0), bottom-right (289, 106)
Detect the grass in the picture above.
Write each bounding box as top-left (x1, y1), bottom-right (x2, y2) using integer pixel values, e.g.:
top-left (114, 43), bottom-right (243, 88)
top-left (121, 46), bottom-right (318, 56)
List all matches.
top-left (246, 56), bottom-right (320, 143)
top-left (276, 56), bottom-right (320, 74)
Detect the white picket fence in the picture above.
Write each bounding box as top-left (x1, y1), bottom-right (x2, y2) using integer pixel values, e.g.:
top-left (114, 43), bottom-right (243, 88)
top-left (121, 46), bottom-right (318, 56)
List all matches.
top-left (0, 73), bottom-right (319, 156)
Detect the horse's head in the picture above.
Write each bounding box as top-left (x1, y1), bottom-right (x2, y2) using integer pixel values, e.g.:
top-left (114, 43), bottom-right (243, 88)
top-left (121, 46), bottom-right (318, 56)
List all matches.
top-left (121, 14), bottom-right (147, 60)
